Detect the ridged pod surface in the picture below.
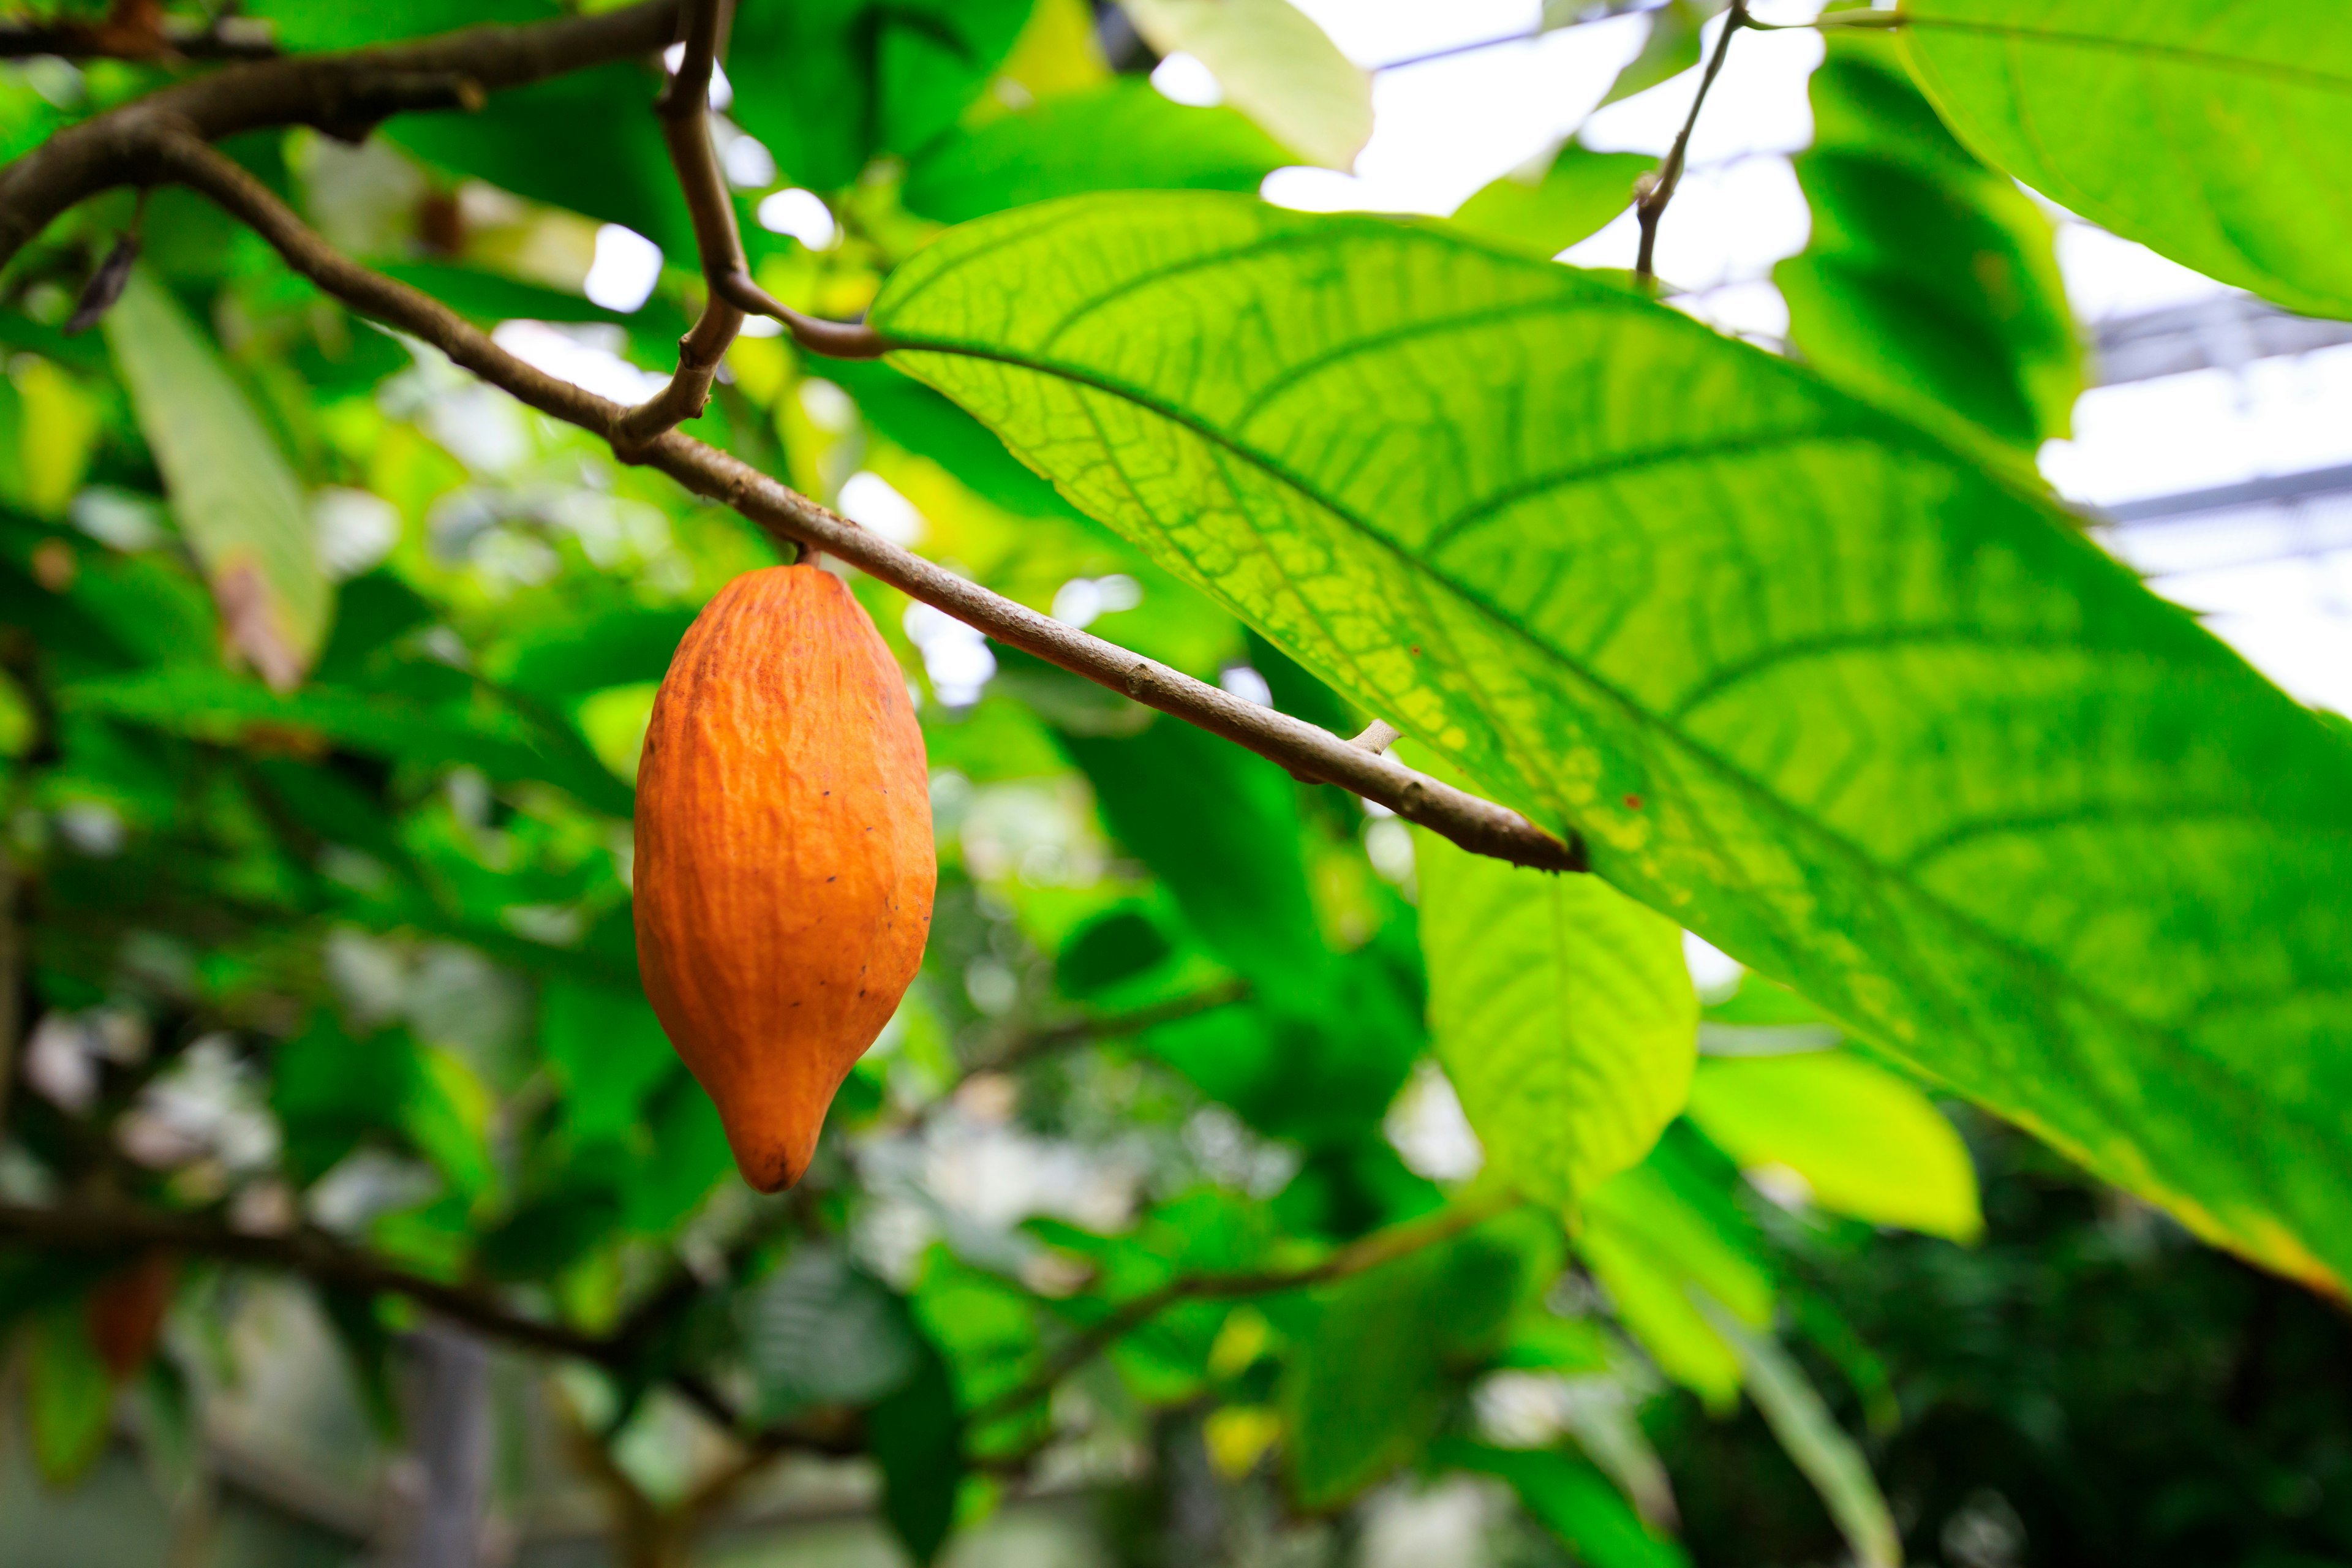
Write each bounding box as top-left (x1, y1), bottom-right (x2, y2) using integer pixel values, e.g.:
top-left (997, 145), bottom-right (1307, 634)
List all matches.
top-left (635, 566), bottom-right (935, 1191)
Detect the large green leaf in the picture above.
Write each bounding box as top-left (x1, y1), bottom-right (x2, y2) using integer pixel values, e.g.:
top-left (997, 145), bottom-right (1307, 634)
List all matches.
top-left (1415, 820), bottom-right (1696, 1207)
top-left (1899, 0), bottom-right (2352, 320)
top-left (1779, 38), bottom-right (2080, 453)
top-left (872, 192), bottom-right (2352, 1291)
top-left (104, 269), bottom-right (328, 692)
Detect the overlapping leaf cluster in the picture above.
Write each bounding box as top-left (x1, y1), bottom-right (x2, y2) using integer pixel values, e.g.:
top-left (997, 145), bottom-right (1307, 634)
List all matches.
top-left (0, 1), bottom-right (2346, 1564)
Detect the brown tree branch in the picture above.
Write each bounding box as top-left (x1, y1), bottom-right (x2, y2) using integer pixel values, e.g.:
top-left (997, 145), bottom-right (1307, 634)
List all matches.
top-left (0, 0), bottom-right (681, 264)
top-left (138, 132), bottom-right (1583, 873)
top-left (0, 13), bottom-right (278, 62)
top-left (1633, 0), bottom-right (1749, 286)
top-left (973, 1189), bottom-right (1521, 1428)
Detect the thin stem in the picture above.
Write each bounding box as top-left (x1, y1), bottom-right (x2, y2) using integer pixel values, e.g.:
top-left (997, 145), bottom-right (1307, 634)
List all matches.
top-left (611, 0), bottom-right (745, 451)
top-left (973, 1190), bottom-right (1521, 1427)
top-left (140, 133), bottom-right (1584, 875)
top-left (1350, 720), bottom-right (1404, 755)
top-left (1633, 0), bottom-right (1748, 287)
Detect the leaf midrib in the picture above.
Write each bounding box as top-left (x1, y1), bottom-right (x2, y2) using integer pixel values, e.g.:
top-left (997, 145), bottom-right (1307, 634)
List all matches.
top-left (881, 325), bottom-right (2302, 1138)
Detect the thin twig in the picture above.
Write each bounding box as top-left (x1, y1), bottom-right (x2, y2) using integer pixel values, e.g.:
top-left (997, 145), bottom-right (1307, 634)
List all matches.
top-left (131, 133), bottom-right (1583, 873)
top-left (1633, 0), bottom-right (1748, 286)
top-left (610, 0), bottom-right (746, 451)
top-left (1350, 720), bottom-right (1404, 755)
top-left (973, 1190), bottom-right (1521, 1428)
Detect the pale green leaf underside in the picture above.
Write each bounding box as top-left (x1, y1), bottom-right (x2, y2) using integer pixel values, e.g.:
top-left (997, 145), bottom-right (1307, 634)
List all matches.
top-left (1416, 821), bottom-right (1696, 1207)
top-left (1687, 1051), bottom-right (1983, 1242)
top-left (105, 267), bottom-right (328, 688)
top-left (873, 193), bottom-right (2352, 1289)
top-left (1900, 0), bottom-right (2352, 320)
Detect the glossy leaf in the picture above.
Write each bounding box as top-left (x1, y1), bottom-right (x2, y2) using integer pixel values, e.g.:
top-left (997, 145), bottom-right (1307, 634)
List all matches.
top-left (1452, 145), bottom-right (1655, 258)
top-left (1687, 1049), bottom-right (1984, 1241)
top-left (1121, 0), bottom-right (1372, 170)
top-left (905, 80), bottom-right (1291, 224)
top-left (868, 1339), bottom-right (965, 1564)
top-left (874, 192), bottom-right (2352, 1291)
top-left (104, 268), bottom-right (328, 692)
top-left (1779, 39), bottom-right (2079, 452)
top-left (1416, 821), bottom-right (1697, 1207)
top-left (1900, 0), bottom-right (2352, 320)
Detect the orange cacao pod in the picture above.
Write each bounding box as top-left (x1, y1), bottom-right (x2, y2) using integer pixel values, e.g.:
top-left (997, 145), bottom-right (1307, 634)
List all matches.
top-left (634, 565), bottom-right (935, 1191)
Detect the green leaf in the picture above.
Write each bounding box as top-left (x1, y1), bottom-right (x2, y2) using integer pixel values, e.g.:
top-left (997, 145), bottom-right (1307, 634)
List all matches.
top-left (1700, 1299), bottom-right (1901, 1568)
top-left (60, 664), bottom-right (633, 816)
top-left (868, 1339), bottom-right (965, 1564)
top-left (1451, 145), bottom-right (1655, 258)
top-left (1415, 820), bottom-right (1697, 1207)
top-left (1599, 0), bottom-right (1715, 107)
top-left (541, 982), bottom-right (677, 1145)
top-left (1120, 0), bottom-right (1372, 170)
top-left (1578, 1144), bottom-right (1772, 1408)
top-left (1686, 1049), bottom-right (1983, 1241)
top-left (1281, 1210), bottom-right (1546, 1509)
top-left (387, 66), bottom-right (695, 258)
top-left (1778, 38), bottom-right (2079, 453)
top-left (23, 1302), bottom-right (115, 1488)
top-left (743, 1247), bottom-right (924, 1418)
top-left (1899, 0), bottom-right (2352, 320)
top-left (729, 0), bottom-right (1036, 191)
top-left (905, 80), bottom-right (1291, 225)
top-left (273, 1014), bottom-right (420, 1186)
top-left (873, 191), bottom-right (2352, 1293)
top-left (104, 268), bottom-right (328, 691)
top-left (1436, 1439), bottom-right (1691, 1568)
top-left (244, 0), bottom-right (558, 50)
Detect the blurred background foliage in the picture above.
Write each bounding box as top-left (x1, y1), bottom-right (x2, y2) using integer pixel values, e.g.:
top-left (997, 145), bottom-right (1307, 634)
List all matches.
top-left (0, 1), bottom-right (2345, 1566)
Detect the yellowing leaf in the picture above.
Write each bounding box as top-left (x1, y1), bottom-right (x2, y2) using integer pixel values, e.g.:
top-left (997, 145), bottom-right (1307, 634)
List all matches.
top-left (1121, 0), bottom-right (1372, 170)
top-left (12, 355), bottom-right (97, 517)
top-left (104, 267), bottom-right (328, 690)
top-left (1687, 1050), bottom-right (1983, 1242)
